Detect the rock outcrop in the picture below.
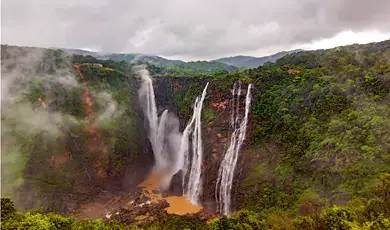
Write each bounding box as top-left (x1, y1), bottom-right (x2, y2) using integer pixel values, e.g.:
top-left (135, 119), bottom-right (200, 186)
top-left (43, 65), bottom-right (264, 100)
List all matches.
top-left (153, 77), bottom-right (255, 213)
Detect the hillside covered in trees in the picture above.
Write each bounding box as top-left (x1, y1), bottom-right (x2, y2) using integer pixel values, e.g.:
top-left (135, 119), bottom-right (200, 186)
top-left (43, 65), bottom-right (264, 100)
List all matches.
top-left (59, 48), bottom-right (238, 77)
top-left (213, 49), bottom-right (303, 68)
top-left (1, 39), bottom-right (390, 229)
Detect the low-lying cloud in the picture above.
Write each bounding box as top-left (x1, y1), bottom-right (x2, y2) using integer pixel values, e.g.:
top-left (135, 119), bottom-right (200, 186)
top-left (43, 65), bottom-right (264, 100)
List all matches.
top-left (0, 46), bottom-right (121, 201)
top-left (2, 0), bottom-right (390, 59)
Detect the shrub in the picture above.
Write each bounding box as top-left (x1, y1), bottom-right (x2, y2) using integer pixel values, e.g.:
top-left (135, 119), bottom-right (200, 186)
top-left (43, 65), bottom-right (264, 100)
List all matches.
top-left (148, 215), bottom-right (207, 230)
top-left (322, 206), bottom-right (357, 230)
top-left (209, 210), bottom-right (268, 230)
top-left (363, 214), bottom-right (390, 230)
top-left (1, 197), bottom-right (16, 220)
top-left (293, 216), bottom-right (316, 230)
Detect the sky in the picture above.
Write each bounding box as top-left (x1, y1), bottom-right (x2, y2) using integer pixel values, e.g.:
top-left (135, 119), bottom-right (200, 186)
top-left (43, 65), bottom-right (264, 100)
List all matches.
top-left (2, 0), bottom-right (390, 61)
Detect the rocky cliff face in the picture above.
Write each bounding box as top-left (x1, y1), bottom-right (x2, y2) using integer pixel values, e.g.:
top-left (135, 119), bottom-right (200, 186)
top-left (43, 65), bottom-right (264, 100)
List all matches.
top-left (1, 45), bottom-right (155, 213)
top-left (153, 76), bottom-right (255, 213)
top-left (66, 67), bottom-right (155, 215)
top-left (1, 45), bottom-right (255, 216)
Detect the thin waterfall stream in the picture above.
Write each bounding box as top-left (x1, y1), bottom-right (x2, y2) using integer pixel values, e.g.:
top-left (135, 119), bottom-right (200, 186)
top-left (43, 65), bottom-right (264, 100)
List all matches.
top-left (216, 82), bottom-right (252, 216)
top-left (180, 83), bottom-right (209, 205)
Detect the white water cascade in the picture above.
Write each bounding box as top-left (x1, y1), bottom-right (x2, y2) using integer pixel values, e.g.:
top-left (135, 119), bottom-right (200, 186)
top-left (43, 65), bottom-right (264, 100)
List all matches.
top-left (138, 68), bottom-right (182, 189)
top-left (179, 83), bottom-right (209, 205)
top-left (216, 82), bottom-right (252, 216)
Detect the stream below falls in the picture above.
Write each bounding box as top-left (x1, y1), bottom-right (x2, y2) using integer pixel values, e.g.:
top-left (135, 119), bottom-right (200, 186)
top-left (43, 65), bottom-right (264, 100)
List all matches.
top-left (138, 169), bottom-right (202, 215)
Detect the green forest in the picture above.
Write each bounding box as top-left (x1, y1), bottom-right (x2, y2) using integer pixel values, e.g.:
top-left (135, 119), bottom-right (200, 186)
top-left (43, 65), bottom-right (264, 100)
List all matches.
top-left (1, 40), bottom-right (390, 229)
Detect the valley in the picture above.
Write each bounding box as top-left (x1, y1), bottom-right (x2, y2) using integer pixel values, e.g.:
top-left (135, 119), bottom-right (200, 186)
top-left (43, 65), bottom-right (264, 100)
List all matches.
top-left (1, 39), bottom-right (390, 229)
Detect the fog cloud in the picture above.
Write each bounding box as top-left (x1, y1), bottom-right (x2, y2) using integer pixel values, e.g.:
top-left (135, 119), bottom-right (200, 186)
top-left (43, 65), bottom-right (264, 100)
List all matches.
top-left (2, 0), bottom-right (390, 59)
top-left (0, 46), bottom-right (121, 199)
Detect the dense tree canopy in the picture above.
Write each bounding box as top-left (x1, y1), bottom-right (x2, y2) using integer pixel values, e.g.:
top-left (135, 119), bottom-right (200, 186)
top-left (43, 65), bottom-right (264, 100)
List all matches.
top-left (1, 40), bottom-right (390, 229)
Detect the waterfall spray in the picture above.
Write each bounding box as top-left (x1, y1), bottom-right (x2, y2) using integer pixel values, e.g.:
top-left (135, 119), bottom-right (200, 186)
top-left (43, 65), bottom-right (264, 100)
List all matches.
top-left (216, 82), bottom-right (252, 216)
top-left (139, 69), bottom-right (168, 170)
top-left (180, 83), bottom-right (209, 205)
top-left (138, 68), bottom-right (181, 190)
top-left (137, 66), bottom-right (211, 200)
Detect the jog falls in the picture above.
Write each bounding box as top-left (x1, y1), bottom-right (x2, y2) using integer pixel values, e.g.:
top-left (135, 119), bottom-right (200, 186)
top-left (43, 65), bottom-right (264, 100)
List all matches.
top-left (1, 40), bottom-right (390, 229)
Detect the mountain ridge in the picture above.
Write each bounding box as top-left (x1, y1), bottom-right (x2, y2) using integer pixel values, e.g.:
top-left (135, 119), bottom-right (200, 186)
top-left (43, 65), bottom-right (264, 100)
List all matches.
top-left (56, 47), bottom-right (304, 69)
top-left (213, 49), bottom-right (304, 67)
top-left (1, 39), bottom-right (390, 229)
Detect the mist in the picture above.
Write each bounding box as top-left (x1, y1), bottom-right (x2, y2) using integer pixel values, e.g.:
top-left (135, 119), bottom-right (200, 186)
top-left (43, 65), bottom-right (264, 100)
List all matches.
top-left (0, 46), bottom-right (122, 210)
top-left (136, 65), bottom-right (183, 191)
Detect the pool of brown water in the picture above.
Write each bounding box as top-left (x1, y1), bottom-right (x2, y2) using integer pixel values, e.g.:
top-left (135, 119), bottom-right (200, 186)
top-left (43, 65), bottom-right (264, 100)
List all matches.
top-left (138, 169), bottom-right (202, 215)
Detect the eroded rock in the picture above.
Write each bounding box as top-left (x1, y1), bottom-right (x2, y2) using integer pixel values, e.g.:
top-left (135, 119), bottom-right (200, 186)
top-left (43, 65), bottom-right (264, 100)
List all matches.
top-left (108, 191), bottom-right (169, 226)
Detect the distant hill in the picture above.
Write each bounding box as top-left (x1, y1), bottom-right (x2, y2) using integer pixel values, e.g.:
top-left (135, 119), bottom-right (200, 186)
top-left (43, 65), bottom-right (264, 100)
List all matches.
top-left (58, 48), bottom-right (303, 70)
top-left (56, 48), bottom-right (182, 66)
top-left (214, 49), bottom-right (304, 68)
top-left (57, 48), bottom-right (238, 74)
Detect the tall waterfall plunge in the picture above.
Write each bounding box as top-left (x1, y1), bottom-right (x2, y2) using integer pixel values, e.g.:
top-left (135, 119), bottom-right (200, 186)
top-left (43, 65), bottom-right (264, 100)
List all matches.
top-left (179, 83), bottom-right (209, 205)
top-left (138, 68), bottom-right (182, 190)
top-left (137, 67), bottom-right (209, 197)
top-left (216, 82), bottom-right (252, 216)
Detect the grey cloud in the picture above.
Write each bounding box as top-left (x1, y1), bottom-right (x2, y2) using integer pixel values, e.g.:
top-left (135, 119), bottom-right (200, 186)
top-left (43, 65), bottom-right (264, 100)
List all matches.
top-left (2, 0), bottom-right (390, 59)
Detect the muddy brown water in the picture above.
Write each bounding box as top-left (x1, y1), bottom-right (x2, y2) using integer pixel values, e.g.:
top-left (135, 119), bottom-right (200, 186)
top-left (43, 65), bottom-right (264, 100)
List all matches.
top-left (138, 169), bottom-right (202, 215)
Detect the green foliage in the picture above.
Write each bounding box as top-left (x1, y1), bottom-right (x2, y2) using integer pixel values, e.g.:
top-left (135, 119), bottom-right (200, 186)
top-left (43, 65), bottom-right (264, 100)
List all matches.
top-left (76, 66), bottom-right (142, 179)
top-left (1, 197), bottom-right (131, 229)
top-left (292, 203), bottom-right (390, 230)
top-left (1, 212), bottom-right (75, 230)
top-left (1, 45), bottom-right (143, 212)
top-left (243, 40), bottom-right (390, 221)
top-left (149, 215), bottom-right (207, 230)
top-left (1, 198), bottom-right (17, 220)
top-left (293, 215), bottom-right (318, 230)
top-left (71, 220), bottom-right (130, 230)
top-left (372, 174), bottom-right (390, 212)
top-left (71, 52), bottom-right (237, 78)
top-left (203, 107), bottom-right (218, 124)
top-left (2, 39), bottom-right (390, 230)
top-left (159, 61), bottom-right (236, 77)
top-left (364, 173), bottom-right (390, 220)
top-left (322, 206), bottom-right (357, 230)
top-left (363, 214), bottom-right (390, 230)
top-left (209, 209), bottom-right (268, 230)
top-left (1, 212), bottom-right (129, 230)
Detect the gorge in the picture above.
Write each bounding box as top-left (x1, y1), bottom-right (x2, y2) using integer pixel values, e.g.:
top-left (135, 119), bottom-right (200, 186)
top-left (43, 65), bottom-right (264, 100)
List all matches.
top-left (216, 82), bottom-right (252, 216)
top-left (1, 40), bottom-right (390, 229)
top-left (136, 65), bottom-right (253, 215)
top-left (181, 82), bottom-right (209, 205)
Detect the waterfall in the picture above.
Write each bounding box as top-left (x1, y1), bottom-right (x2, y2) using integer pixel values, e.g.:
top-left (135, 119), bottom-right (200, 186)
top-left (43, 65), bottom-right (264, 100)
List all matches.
top-left (138, 68), bottom-right (181, 190)
top-left (216, 82), bottom-right (252, 216)
top-left (180, 83), bottom-right (209, 205)
top-left (138, 70), bottom-right (167, 170)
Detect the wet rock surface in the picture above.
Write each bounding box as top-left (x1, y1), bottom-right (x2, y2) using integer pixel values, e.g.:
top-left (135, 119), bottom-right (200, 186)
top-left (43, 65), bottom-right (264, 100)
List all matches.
top-left (104, 190), bottom-right (209, 227)
top-left (167, 171), bottom-right (184, 197)
top-left (102, 190), bottom-right (169, 226)
top-left (153, 77), bottom-right (255, 214)
top-left (69, 77), bottom-right (256, 226)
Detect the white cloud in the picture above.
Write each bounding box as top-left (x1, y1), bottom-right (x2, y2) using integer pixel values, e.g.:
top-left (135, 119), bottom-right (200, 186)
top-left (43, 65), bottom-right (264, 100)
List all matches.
top-left (2, 0), bottom-right (390, 60)
top-left (300, 30), bottom-right (390, 50)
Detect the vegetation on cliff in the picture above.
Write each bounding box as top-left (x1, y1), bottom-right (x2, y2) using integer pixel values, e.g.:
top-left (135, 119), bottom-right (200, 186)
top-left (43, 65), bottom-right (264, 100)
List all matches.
top-left (237, 40), bottom-right (390, 228)
top-left (147, 40), bottom-right (390, 229)
top-left (1, 40), bottom-right (390, 229)
top-left (1, 45), bottom-right (149, 213)
top-left (61, 48), bottom-right (238, 77)
top-left (2, 183), bottom-right (390, 229)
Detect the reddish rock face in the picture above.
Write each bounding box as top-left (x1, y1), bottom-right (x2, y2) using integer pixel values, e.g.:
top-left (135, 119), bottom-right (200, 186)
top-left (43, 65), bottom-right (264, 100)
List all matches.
top-left (201, 83), bottom-right (254, 213)
top-left (51, 152), bottom-right (73, 167)
top-left (74, 64), bottom-right (108, 181)
top-left (154, 77), bottom-right (255, 213)
top-left (287, 69), bottom-right (301, 74)
top-left (211, 99), bottom-right (229, 111)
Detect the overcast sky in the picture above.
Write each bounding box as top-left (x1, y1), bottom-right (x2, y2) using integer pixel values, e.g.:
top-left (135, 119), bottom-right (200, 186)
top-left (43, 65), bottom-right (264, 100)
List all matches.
top-left (2, 0), bottom-right (390, 61)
